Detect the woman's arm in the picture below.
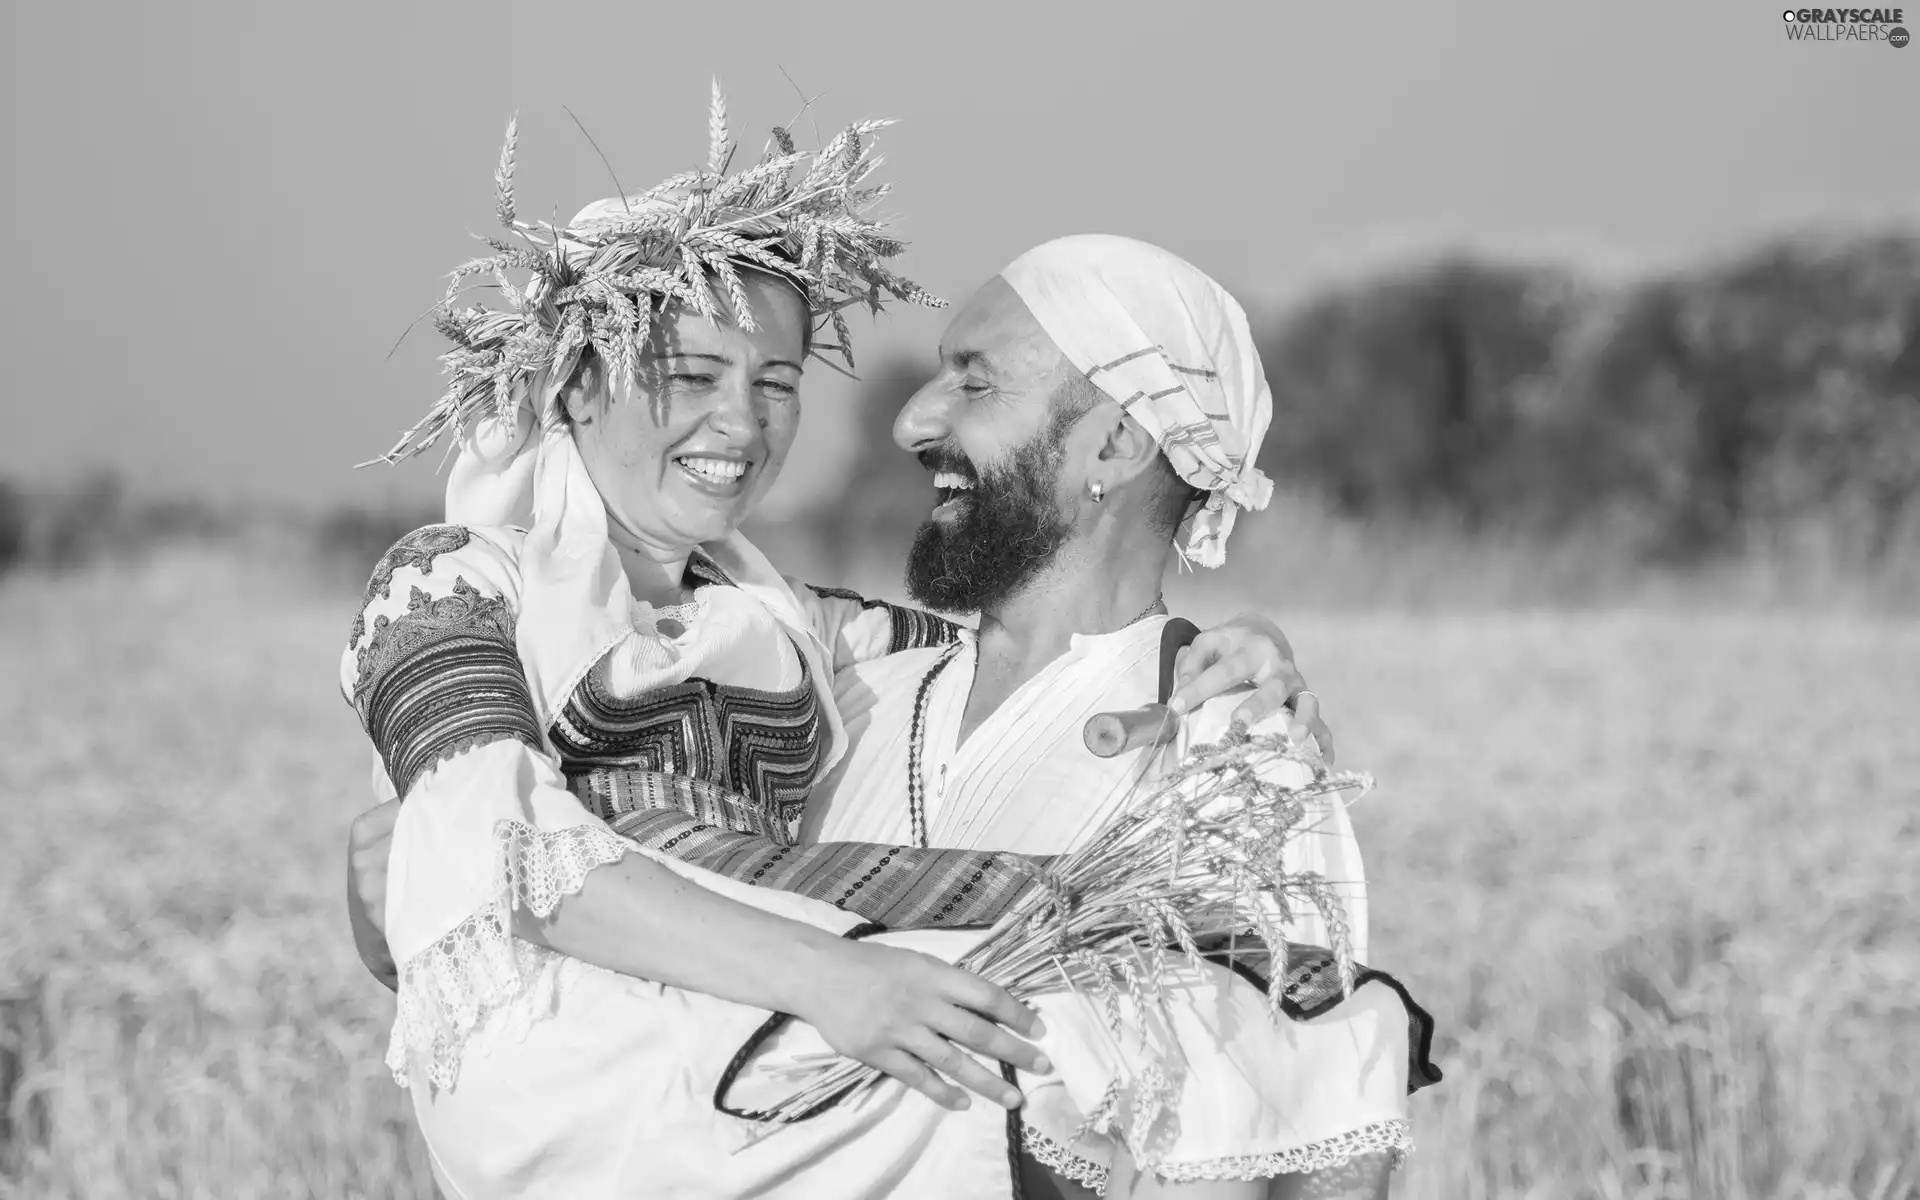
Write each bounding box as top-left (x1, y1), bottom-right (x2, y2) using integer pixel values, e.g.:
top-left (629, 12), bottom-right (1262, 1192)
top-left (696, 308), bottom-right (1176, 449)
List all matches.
top-left (520, 846), bottom-right (1045, 1112)
top-left (788, 580), bottom-right (964, 670)
top-left (788, 582), bottom-right (1338, 751)
top-left (346, 788), bottom-right (1048, 1110)
top-left (344, 526), bottom-right (1042, 1109)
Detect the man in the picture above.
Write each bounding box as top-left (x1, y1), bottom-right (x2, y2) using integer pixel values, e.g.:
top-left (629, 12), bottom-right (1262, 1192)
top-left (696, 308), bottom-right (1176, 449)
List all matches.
top-left (800, 235), bottom-right (1433, 1197)
top-left (348, 235), bottom-right (1435, 1198)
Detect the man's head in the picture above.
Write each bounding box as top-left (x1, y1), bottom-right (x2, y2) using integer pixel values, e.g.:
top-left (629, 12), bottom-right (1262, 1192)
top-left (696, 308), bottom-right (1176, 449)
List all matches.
top-left (895, 237), bottom-right (1272, 614)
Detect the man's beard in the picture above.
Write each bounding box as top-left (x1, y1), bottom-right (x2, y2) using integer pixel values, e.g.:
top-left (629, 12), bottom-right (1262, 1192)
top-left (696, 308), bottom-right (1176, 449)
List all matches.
top-left (904, 435), bottom-right (1073, 615)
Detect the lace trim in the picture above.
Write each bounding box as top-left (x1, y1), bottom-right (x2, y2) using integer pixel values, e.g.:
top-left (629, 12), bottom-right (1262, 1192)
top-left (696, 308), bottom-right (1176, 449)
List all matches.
top-left (1156, 1121), bottom-right (1415, 1184)
top-left (1022, 1120), bottom-right (1413, 1195)
top-left (1022, 1125), bottom-right (1110, 1192)
top-left (385, 819), bottom-right (633, 1090)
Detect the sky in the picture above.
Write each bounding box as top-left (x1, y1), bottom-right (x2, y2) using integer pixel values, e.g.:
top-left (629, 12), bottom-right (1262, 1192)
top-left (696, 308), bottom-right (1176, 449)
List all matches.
top-left (2, 0), bottom-right (1916, 515)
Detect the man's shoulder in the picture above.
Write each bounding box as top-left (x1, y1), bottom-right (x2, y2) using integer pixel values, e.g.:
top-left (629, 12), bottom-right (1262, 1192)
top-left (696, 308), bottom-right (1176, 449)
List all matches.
top-left (832, 642), bottom-right (966, 711)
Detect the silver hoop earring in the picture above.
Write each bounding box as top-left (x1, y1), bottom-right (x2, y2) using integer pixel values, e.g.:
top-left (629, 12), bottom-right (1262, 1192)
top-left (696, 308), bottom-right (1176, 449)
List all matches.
top-left (1089, 482), bottom-right (1105, 503)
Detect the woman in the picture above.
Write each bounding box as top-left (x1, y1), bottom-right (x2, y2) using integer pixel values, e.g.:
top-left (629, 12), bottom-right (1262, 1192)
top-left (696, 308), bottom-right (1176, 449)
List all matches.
top-left (345, 98), bottom-right (1419, 1199)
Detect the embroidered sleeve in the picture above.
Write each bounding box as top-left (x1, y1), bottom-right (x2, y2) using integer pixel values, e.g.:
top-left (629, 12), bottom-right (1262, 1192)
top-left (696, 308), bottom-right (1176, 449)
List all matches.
top-left (341, 523), bottom-right (540, 798)
top-left (338, 524), bottom-right (634, 1092)
top-left (786, 579), bottom-right (963, 670)
top-left (350, 580), bottom-right (544, 799)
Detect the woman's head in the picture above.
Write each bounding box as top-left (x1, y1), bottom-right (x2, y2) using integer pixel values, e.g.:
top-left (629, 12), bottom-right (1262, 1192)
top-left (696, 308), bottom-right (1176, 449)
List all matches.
top-left (559, 268), bottom-right (810, 552)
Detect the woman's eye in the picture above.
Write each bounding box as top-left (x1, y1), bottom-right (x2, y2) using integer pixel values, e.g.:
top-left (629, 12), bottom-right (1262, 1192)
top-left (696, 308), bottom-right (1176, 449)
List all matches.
top-left (958, 381), bottom-right (991, 396)
top-left (670, 373), bottom-right (716, 387)
top-left (759, 380), bottom-right (798, 400)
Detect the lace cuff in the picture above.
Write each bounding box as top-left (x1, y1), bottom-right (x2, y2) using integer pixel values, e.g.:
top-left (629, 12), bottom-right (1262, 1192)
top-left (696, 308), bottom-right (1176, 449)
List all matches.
top-left (1022, 1120), bottom-right (1413, 1195)
top-left (385, 819), bottom-right (632, 1090)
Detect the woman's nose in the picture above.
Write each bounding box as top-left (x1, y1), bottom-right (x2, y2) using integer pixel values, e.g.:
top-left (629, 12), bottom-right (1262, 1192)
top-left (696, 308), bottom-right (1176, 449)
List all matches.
top-left (893, 376), bottom-right (952, 452)
top-left (707, 376), bottom-right (761, 435)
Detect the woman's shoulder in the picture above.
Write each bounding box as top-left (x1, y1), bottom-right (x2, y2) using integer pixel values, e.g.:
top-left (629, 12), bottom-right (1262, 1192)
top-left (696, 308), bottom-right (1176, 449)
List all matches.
top-left (355, 523), bottom-right (527, 610)
top-left (340, 523), bottom-right (531, 698)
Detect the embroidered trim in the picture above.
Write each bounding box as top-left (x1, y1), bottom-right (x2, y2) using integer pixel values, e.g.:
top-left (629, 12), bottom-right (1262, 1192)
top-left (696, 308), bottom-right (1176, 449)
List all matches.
top-left (555, 642), bottom-right (823, 842)
top-left (386, 819), bottom-right (633, 1091)
top-left (354, 577), bottom-right (511, 698)
top-left (1023, 1125), bottom-right (1110, 1193)
top-left (1021, 1120), bottom-right (1413, 1195)
top-left (350, 524), bottom-right (472, 650)
top-left (352, 577), bottom-right (544, 798)
top-left (1153, 1121), bottom-right (1415, 1184)
top-left (805, 584), bottom-right (962, 654)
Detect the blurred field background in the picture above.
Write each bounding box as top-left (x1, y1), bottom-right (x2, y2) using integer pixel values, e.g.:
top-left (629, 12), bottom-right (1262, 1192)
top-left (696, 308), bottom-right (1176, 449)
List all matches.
top-left (5, 0), bottom-right (1919, 1195)
top-left (3, 224), bottom-right (1918, 1199)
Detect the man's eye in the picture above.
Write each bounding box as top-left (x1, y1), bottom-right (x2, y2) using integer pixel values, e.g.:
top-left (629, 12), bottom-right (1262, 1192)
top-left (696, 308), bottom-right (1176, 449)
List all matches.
top-left (958, 381), bottom-right (990, 395)
top-left (759, 380), bottom-right (798, 399)
top-left (671, 373), bottom-right (716, 386)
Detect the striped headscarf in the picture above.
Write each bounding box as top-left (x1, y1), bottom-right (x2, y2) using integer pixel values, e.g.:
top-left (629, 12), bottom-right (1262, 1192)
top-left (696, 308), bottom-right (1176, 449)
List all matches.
top-left (999, 235), bottom-right (1275, 568)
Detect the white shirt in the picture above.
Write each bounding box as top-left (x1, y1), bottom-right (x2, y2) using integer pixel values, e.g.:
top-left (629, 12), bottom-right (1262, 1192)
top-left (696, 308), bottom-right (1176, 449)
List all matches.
top-left (806, 616), bottom-right (1368, 960)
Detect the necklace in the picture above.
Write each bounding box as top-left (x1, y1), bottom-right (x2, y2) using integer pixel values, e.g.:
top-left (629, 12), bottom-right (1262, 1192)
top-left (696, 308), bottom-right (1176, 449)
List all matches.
top-left (903, 594), bottom-right (1166, 848)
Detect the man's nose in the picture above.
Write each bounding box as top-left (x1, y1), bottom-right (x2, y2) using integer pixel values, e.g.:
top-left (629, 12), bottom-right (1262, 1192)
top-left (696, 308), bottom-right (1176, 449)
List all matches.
top-left (893, 375), bottom-right (953, 452)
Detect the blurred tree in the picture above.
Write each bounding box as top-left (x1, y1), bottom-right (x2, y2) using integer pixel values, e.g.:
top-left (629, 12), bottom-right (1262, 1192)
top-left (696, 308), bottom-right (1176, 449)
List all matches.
top-left (314, 501), bottom-right (443, 582)
top-left (0, 479), bottom-right (24, 575)
top-left (40, 471), bottom-right (126, 569)
top-left (1255, 256), bottom-right (1590, 531)
top-left (1559, 231), bottom-right (1920, 564)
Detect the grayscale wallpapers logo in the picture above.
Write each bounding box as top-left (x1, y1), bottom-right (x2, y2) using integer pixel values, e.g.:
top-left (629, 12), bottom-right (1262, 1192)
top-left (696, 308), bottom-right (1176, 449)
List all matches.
top-left (1782, 8), bottom-right (1910, 43)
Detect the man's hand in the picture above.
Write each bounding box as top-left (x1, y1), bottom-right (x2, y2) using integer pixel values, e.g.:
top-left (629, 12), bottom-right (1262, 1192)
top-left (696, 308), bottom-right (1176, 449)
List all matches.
top-left (1166, 614), bottom-right (1335, 761)
top-left (347, 799), bottom-right (401, 992)
top-left (799, 939), bottom-right (1052, 1112)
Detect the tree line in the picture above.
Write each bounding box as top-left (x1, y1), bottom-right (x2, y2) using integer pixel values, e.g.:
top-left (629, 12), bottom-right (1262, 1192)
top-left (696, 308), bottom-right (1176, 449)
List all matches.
top-left (816, 227), bottom-right (1920, 580)
top-left (4, 227), bottom-right (1916, 585)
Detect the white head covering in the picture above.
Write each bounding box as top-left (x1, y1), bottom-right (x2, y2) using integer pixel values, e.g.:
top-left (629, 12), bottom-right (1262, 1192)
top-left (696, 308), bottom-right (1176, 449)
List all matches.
top-left (998, 234), bottom-right (1275, 568)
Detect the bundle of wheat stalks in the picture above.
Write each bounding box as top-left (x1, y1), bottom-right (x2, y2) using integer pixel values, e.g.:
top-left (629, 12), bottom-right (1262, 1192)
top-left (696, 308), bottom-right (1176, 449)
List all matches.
top-left (760, 726), bottom-right (1374, 1140)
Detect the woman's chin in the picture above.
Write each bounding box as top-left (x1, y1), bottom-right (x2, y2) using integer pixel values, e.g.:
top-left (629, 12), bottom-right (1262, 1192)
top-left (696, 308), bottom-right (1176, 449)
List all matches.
top-left (662, 497), bottom-right (755, 548)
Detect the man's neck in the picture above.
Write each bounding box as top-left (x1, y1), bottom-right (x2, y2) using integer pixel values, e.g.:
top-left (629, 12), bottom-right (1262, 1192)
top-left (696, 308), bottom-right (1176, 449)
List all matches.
top-left (957, 539), bottom-right (1169, 746)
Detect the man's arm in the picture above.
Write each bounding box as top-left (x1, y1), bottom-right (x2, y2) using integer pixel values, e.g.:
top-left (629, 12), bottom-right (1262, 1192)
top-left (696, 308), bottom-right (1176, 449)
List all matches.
top-left (346, 800), bottom-right (400, 991)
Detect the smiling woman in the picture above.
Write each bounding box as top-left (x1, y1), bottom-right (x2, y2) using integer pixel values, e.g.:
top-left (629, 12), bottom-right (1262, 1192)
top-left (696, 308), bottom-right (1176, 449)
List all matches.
top-left (557, 269), bottom-right (811, 603)
top-left (339, 86), bottom-right (1329, 1200)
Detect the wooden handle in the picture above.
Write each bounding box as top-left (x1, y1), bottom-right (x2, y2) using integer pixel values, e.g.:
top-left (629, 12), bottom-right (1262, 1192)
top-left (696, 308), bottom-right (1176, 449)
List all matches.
top-left (1083, 703), bottom-right (1179, 758)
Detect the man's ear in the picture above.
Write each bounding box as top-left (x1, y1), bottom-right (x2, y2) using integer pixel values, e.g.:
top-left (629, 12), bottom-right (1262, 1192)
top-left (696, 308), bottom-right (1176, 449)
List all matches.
top-left (1094, 408), bottom-right (1163, 486)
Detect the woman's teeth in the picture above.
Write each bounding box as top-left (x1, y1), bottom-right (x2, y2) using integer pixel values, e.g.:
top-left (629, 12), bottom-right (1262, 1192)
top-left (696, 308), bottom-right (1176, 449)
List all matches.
top-left (677, 456), bottom-right (748, 483)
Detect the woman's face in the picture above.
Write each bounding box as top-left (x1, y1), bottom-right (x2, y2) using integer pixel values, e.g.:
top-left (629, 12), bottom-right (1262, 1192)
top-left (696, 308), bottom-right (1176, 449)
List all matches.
top-left (564, 271), bottom-right (808, 551)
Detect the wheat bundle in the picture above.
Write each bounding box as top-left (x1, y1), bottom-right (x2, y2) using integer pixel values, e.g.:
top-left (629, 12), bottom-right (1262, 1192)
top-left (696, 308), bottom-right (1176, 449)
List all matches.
top-left (759, 726), bottom-right (1374, 1159)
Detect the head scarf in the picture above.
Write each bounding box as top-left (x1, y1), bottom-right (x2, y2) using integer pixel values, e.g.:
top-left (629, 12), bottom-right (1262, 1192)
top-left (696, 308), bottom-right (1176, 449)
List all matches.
top-left (998, 234), bottom-right (1275, 568)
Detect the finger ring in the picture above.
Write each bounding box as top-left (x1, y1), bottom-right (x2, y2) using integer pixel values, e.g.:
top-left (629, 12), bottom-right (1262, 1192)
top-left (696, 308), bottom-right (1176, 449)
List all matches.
top-left (1287, 688), bottom-right (1320, 712)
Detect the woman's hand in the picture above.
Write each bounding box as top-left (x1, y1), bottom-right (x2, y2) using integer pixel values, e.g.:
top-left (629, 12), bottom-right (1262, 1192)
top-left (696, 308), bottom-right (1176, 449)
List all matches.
top-left (1166, 614), bottom-right (1335, 760)
top-left (346, 799), bottom-right (401, 991)
top-left (796, 939), bottom-right (1051, 1112)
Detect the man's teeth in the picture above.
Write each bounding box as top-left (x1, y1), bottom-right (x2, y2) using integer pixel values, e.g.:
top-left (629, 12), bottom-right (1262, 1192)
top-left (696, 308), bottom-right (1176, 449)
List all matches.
top-left (933, 471), bottom-right (975, 491)
top-left (677, 456), bottom-right (748, 482)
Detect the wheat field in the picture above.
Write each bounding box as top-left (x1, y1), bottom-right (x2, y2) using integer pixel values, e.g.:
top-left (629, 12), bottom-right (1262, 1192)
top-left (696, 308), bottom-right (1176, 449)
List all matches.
top-left (1, 550), bottom-right (1915, 1199)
